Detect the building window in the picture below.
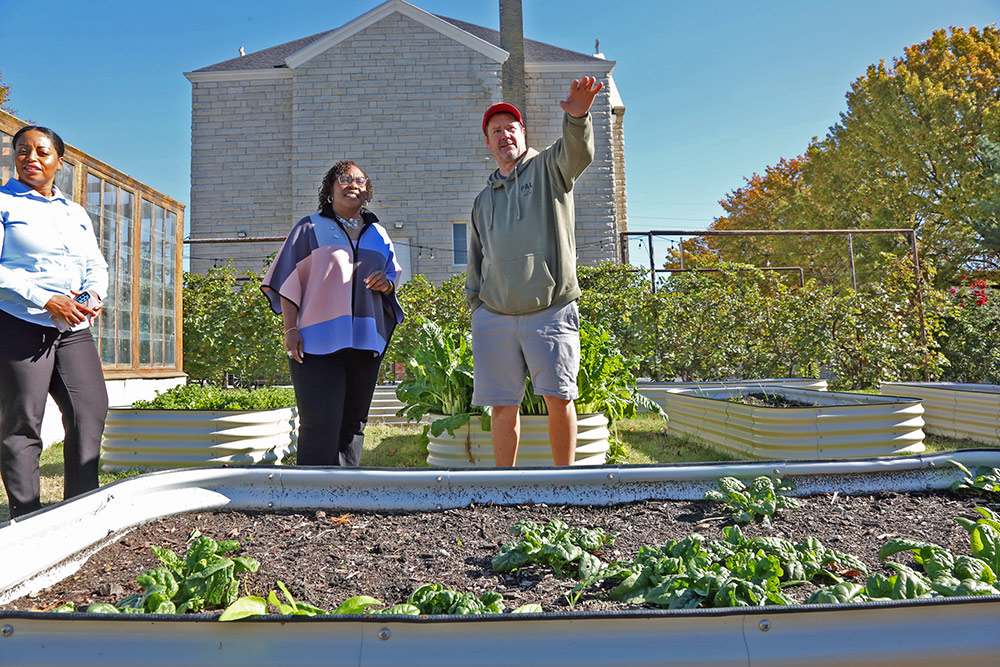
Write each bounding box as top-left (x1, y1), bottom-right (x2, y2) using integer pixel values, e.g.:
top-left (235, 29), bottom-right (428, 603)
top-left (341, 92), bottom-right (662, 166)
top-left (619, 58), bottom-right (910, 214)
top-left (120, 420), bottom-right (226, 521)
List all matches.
top-left (139, 199), bottom-right (178, 367)
top-left (55, 161), bottom-right (75, 199)
top-left (87, 174), bottom-right (134, 367)
top-left (452, 223), bottom-right (467, 266)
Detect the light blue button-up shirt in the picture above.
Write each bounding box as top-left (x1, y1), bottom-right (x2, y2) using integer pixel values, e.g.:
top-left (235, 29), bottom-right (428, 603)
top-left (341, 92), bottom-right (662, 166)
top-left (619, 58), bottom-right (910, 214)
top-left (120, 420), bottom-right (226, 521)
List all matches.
top-left (0, 178), bottom-right (108, 330)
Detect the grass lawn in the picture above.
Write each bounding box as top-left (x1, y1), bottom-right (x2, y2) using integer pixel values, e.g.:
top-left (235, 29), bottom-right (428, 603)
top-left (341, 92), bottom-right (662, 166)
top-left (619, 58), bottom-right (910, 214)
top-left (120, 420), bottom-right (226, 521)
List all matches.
top-left (1, 415), bottom-right (993, 523)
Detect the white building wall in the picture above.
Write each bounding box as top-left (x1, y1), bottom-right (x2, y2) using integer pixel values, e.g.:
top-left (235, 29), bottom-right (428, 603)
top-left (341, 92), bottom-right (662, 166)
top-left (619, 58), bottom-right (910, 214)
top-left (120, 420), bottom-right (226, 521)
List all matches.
top-left (190, 77), bottom-right (293, 274)
top-left (187, 14), bottom-right (621, 282)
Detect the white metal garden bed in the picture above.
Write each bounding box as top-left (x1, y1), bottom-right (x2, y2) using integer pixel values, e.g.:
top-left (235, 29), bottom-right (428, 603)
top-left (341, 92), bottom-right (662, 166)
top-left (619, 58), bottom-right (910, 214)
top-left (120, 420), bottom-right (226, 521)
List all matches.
top-left (881, 381), bottom-right (1000, 445)
top-left (660, 386), bottom-right (925, 458)
top-left (2, 452), bottom-right (999, 666)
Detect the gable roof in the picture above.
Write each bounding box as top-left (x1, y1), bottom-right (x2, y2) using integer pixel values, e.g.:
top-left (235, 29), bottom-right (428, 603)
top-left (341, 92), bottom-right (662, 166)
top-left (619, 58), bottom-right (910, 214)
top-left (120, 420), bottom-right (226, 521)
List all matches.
top-left (187, 0), bottom-right (610, 80)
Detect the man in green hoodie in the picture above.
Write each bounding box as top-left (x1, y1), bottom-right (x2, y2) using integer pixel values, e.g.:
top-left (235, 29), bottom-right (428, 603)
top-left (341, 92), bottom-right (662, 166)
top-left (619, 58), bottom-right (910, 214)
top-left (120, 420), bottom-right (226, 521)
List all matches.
top-left (467, 76), bottom-right (603, 467)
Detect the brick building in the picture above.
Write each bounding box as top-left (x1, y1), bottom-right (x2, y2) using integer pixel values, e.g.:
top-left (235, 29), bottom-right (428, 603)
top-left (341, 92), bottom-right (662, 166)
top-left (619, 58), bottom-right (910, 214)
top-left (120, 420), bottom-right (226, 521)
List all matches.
top-left (185, 0), bottom-right (627, 282)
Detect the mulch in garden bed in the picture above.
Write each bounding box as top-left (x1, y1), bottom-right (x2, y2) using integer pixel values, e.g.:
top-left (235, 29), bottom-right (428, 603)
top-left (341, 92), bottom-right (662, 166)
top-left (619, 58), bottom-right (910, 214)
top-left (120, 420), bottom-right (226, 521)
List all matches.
top-left (2, 491), bottom-right (989, 614)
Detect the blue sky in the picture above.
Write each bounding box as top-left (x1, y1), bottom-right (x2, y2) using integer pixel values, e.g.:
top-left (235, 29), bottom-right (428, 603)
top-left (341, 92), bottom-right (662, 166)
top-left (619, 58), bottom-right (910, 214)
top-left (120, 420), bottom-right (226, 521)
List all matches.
top-left (2, 0), bottom-right (998, 263)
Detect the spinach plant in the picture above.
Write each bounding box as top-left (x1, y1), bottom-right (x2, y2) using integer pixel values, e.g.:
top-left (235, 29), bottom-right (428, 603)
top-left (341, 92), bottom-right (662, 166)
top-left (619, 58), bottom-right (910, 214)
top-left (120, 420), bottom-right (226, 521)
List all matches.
top-left (949, 460), bottom-right (1000, 499)
top-left (492, 519), bottom-right (614, 580)
top-left (805, 506), bottom-right (1000, 603)
top-left (703, 476), bottom-right (800, 526)
top-left (55, 533), bottom-right (259, 615)
top-left (221, 582), bottom-right (540, 619)
top-left (595, 525), bottom-right (867, 609)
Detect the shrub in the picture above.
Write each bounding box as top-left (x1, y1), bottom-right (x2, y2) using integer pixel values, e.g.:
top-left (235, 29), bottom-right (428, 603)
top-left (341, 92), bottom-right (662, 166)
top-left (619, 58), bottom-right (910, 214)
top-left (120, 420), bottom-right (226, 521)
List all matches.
top-left (132, 383), bottom-right (296, 411)
top-left (937, 276), bottom-right (1000, 382)
top-left (183, 262), bottom-right (288, 387)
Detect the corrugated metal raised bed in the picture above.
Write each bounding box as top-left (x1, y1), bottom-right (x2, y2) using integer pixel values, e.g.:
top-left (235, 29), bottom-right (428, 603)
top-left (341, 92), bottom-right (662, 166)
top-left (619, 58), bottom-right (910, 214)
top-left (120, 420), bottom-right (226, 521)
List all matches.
top-left (881, 382), bottom-right (1000, 445)
top-left (637, 378), bottom-right (828, 411)
top-left (100, 407), bottom-right (297, 470)
top-left (368, 384), bottom-right (410, 424)
top-left (1, 452), bottom-right (999, 666)
top-left (663, 386), bottom-right (924, 459)
top-left (425, 413), bottom-right (610, 467)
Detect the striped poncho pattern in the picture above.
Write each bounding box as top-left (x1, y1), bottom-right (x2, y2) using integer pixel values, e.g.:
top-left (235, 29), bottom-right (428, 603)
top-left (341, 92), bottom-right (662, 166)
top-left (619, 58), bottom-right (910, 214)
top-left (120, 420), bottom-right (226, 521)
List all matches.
top-left (261, 211), bottom-right (404, 356)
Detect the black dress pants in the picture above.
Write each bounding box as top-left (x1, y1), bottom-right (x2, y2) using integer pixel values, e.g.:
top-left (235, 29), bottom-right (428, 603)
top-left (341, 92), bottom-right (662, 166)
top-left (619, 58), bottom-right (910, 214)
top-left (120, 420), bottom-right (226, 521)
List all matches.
top-left (289, 347), bottom-right (383, 466)
top-left (0, 310), bottom-right (108, 519)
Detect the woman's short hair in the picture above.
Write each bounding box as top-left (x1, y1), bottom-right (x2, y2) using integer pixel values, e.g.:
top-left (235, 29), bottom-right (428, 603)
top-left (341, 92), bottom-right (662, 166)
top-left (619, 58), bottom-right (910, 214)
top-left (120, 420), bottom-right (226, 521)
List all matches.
top-left (12, 126), bottom-right (66, 157)
top-left (317, 160), bottom-right (374, 210)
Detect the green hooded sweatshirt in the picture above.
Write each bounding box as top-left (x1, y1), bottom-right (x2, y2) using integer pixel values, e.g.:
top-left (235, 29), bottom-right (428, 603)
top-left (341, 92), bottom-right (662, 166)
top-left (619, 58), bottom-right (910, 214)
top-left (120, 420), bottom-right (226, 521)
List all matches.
top-left (466, 112), bottom-right (595, 315)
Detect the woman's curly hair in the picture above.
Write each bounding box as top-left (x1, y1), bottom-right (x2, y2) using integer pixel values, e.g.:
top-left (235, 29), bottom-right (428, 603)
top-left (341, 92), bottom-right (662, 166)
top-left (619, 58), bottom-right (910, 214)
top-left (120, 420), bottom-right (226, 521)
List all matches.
top-left (317, 160), bottom-right (374, 211)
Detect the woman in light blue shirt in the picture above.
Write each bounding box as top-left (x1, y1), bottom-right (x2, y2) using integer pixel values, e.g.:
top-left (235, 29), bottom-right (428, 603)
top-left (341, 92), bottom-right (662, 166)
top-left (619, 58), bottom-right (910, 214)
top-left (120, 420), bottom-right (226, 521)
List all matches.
top-left (0, 126), bottom-right (109, 520)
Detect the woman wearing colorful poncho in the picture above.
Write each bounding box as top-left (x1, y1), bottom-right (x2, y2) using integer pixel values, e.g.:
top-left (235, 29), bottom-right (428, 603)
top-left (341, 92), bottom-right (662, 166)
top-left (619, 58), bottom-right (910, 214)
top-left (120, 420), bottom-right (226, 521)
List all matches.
top-left (262, 161), bottom-right (403, 466)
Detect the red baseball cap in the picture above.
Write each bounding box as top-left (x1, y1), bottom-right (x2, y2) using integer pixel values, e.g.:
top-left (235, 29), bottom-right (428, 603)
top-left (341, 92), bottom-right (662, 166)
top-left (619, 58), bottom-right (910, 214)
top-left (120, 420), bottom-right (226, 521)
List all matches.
top-left (482, 102), bottom-right (523, 134)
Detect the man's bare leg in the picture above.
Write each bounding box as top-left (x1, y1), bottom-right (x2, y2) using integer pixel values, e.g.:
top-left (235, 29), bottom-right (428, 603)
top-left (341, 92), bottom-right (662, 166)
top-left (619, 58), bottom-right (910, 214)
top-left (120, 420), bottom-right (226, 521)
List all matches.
top-left (491, 405), bottom-right (520, 467)
top-left (543, 395), bottom-right (576, 466)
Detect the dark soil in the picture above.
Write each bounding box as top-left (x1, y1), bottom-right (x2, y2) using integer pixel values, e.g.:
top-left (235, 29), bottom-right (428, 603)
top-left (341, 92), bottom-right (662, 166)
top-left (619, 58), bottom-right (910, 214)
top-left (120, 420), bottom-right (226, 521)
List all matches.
top-left (729, 392), bottom-right (816, 408)
top-left (4, 491), bottom-right (992, 614)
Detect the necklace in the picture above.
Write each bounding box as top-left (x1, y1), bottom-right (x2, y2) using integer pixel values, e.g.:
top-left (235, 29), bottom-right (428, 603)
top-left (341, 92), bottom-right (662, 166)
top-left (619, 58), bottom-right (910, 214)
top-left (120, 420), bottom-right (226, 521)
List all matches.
top-left (336, 214), bottom-right (361, 229)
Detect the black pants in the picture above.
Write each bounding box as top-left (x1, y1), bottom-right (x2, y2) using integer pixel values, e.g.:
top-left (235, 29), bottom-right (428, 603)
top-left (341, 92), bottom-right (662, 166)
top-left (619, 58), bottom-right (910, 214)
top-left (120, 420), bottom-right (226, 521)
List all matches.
top-left (0, 310), bottom-right (108, 519)
top-left (289, 348), bottom-right (383, 466)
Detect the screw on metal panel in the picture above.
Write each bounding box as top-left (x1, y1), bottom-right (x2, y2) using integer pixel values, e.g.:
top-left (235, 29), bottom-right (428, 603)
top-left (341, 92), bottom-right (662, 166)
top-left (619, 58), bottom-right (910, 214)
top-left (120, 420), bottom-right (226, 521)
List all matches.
top-left (1, 625), bottom-right (12, 637)
top-left (267, 502), bottom-right (273, 508)
top-left (378, 627), bottom-right (391, 640)
top-left (607, 473), bottom-right (614, 480)
top-left (436, 476), bottom-right (443, 483)
top-left (773, 469), bottom-right (781, 476)
top-left (268, 473), bottom-right (274, 479)
top-left (759, 619), bottom-right (770, 632)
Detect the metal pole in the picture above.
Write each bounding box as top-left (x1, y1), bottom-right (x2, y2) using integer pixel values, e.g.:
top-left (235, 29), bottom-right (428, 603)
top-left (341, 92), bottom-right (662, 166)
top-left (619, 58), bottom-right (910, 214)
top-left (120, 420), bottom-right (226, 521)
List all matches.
top-left (847, 233), bottom-right (857, 290)
top-left (648, 232), bottom-right (656, 294)
top-left (910, 230), bottom-right (929, 380)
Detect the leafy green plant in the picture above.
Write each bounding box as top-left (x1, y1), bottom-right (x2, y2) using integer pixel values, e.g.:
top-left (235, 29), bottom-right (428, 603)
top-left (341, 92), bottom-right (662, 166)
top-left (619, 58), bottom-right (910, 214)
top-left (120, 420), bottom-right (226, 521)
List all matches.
top-left (519, 324), bottom-right (665, 424)
top-left (492, 519), bottom-right (613, 580)
top-left (703, 476), bottom-right (800, 526)
top-left (805, 506), bottom-right (1000, 603)
top-left (597, 524), bottom-right (867, 609)
top-left (394, 321), bottom-right (481, 438)
top-left (220, 581), bottom-right (382, 620)
top-left (183, 261), bottom-right (288, 387)
top-left (221, 582), bottom-right (539, 619)
top-left (131, 383), bottom-right (296, 411)
top-left (56, 533), bottom-right (259, 615)
top-left (949, 460), bottom-right (1000, 499)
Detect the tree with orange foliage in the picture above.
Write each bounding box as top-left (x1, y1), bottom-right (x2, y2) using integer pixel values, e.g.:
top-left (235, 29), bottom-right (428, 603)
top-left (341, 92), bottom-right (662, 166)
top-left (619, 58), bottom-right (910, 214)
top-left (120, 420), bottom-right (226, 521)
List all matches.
top-left (715, 26), bottom-right (1000, 285)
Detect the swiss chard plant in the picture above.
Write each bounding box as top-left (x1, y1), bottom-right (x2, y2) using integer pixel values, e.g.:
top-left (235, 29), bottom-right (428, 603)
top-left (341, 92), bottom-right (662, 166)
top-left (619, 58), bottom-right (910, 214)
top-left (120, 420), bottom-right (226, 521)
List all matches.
top-left (519, 324), bottom-right (665, 424)
top-left (394, 321), bottom-right (482, 438)
top-left (703, 476), bottom-right (800, 526)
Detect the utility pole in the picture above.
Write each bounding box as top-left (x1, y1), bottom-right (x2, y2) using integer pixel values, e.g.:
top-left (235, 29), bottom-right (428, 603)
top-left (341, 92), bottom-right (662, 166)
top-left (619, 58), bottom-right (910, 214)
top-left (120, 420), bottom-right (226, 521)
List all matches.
top-left (499, 0), bottom-right (527, 121)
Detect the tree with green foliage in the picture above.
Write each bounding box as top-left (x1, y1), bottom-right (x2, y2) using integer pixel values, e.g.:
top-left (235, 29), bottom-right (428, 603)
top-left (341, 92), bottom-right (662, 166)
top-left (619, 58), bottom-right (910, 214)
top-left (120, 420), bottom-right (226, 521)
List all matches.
top-left (972, 135), bottom-right (1000, 254)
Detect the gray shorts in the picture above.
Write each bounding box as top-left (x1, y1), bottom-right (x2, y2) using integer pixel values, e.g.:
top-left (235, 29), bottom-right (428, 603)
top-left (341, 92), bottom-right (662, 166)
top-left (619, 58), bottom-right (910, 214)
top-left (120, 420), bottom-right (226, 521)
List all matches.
top-left (471, 301), bottom-right (580, 406)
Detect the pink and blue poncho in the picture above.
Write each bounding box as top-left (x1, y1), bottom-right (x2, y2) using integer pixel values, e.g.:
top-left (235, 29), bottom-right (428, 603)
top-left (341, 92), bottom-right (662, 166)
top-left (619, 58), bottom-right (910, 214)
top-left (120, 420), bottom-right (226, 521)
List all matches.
top-left (261, 211), bottom-right (404, 356)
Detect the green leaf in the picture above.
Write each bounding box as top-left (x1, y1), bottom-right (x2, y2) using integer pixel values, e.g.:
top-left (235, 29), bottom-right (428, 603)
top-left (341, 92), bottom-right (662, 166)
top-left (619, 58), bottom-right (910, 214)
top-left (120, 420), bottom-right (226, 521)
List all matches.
top-left (334, 596), bottom-right (384, 615)
top-left (219, 596), bottom-right (268, 621)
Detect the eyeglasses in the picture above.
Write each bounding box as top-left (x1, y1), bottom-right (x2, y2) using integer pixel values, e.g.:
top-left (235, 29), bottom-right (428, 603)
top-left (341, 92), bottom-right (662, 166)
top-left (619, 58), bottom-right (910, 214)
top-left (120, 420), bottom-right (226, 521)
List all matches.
top-left (337, 174), bottom-right (369, 187)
